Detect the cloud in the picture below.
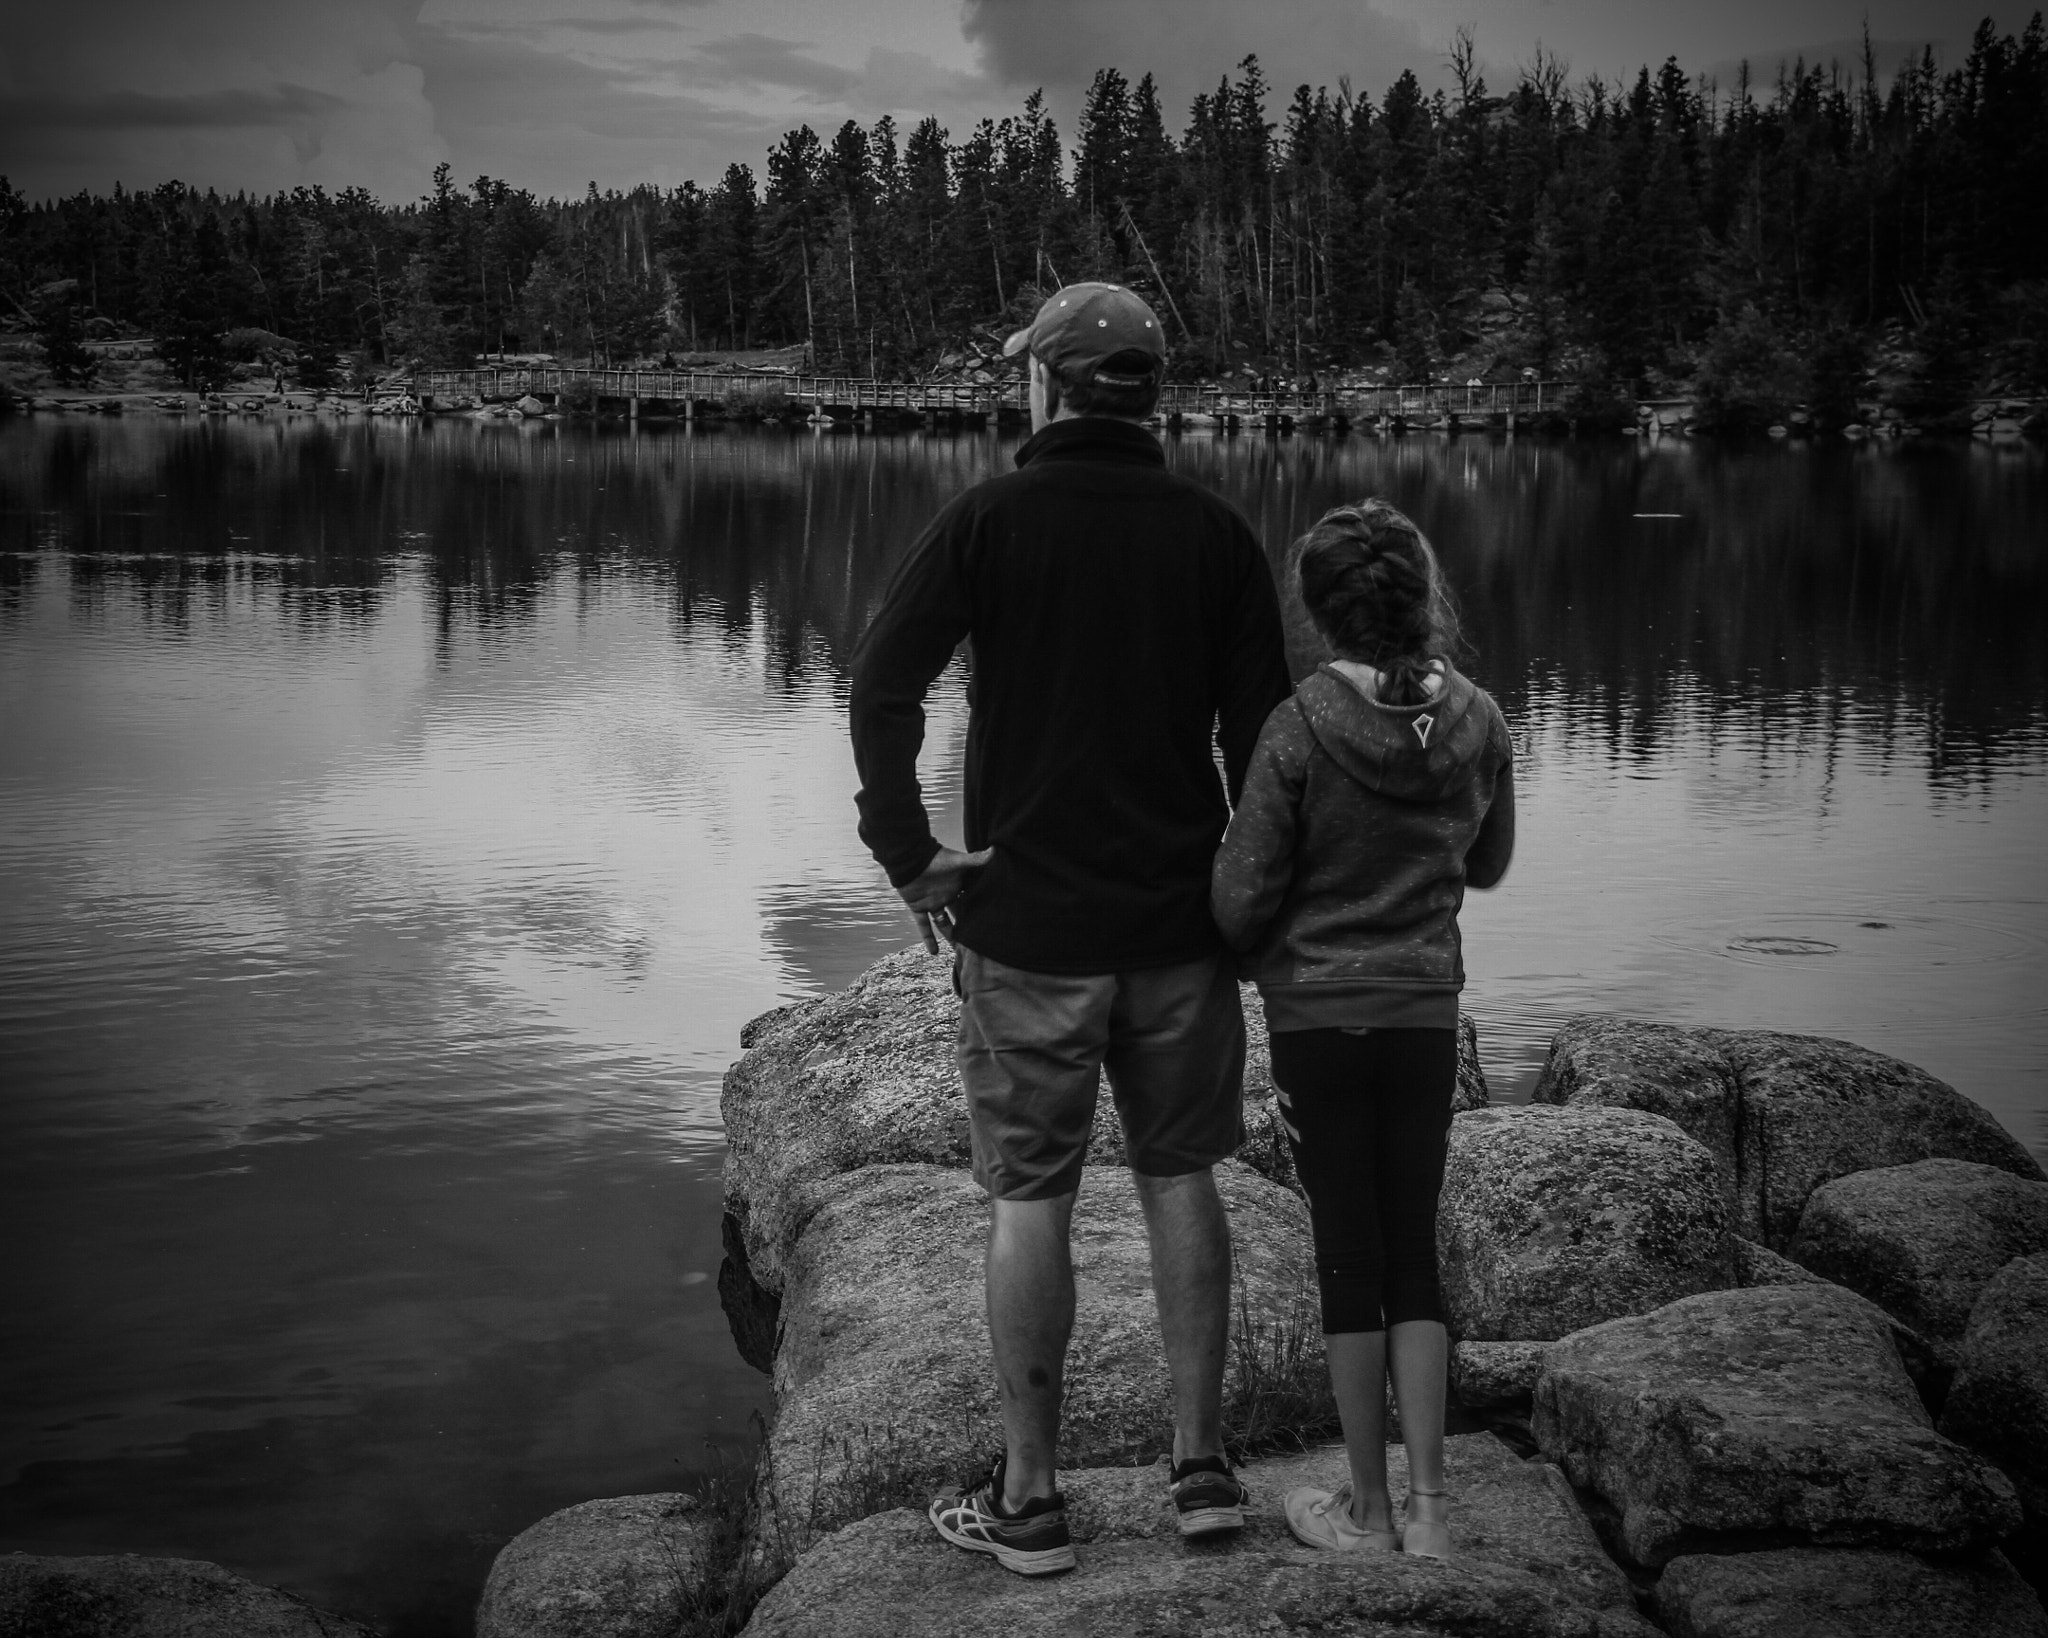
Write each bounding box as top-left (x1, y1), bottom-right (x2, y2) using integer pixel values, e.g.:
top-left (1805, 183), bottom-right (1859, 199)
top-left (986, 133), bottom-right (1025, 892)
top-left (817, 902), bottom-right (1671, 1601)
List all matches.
top-left (691, 33), bottom-right (863, 96)
top-left (0, 84), bottom-right (342, 132)
top-left (960, 0), bottom-right (1441, 114)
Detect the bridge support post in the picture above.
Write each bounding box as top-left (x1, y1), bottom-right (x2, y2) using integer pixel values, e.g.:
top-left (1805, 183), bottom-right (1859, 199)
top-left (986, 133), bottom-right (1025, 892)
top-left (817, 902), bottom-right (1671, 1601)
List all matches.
top-left (629, 394), bottom-right (640, 423)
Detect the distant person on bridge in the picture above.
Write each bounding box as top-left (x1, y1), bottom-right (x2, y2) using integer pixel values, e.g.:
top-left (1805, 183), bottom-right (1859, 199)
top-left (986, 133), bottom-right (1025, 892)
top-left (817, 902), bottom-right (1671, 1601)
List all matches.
top-left (849, 282), bottom-right (1292, 1576)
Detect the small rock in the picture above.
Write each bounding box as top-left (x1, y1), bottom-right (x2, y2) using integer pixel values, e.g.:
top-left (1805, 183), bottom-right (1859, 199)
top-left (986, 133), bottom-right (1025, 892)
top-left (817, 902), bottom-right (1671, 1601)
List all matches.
top-left (764, 1161), bottom-right (1317, 1537)
top-left (1791, 1158), bottom-right (2048, 1357)
top-left (745, 1435), bottom-right (1654, 1637)
top-left (1534, 1017), bottom-right (2041, 1249)
top-left (1941, 1253), bottom-right (2048, 1519)
top-left (475, 1494), bottom-right (699, 1638)
top-left (1654, 1545), bottom-right (2046, 1638)
top-left (0, 1551), bottom-right (374, 1637)
top-left (1438, 1104), bottom-right (1732, 1342)
top-left (1451, 1339), bottom-right (1550, 1408)
top-left (1532, 1284), bottom-right (2020, 1567)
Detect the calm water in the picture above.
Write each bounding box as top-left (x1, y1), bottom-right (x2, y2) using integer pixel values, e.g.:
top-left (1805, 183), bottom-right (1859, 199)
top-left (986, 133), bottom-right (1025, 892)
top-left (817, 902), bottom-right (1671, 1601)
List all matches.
top-left (2, 415), bottom-right (2044, 1633)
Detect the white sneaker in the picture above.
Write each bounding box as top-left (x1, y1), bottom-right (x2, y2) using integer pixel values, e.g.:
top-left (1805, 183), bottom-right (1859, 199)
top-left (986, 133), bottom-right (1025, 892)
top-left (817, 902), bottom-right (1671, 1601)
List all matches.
top-left (1282, 1482), bottom-right (1401, 1552)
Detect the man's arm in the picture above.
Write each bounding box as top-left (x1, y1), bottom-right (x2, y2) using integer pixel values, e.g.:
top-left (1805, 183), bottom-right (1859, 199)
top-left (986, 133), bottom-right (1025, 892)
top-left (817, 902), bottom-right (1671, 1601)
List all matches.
top-left (1214, 531), bottom-right (1294, 804)
top-left (850, 506), bottom-right (975, 899)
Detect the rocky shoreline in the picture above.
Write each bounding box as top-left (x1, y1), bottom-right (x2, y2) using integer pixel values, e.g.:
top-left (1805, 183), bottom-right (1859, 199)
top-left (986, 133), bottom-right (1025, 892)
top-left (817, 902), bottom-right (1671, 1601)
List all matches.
top-left (10, 946), bottom-right (2046, 1636)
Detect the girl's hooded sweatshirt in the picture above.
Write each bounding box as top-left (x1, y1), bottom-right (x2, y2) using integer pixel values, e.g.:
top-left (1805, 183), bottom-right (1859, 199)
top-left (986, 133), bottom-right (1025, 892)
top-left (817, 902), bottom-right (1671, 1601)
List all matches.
top-left (1211, 663), bottom-right (1514, 1031)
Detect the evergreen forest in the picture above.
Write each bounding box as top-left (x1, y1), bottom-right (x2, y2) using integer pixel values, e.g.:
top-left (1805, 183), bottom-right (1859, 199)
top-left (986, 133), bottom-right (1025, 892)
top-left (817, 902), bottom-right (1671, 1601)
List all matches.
top-left (4, 16), bottom-right (2045, 421)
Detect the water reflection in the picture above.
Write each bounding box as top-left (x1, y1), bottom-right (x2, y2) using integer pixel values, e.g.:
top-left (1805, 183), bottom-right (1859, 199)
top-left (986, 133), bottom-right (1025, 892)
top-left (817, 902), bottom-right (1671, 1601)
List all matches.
top-left (0, 415), bottom-right (2043, 1634)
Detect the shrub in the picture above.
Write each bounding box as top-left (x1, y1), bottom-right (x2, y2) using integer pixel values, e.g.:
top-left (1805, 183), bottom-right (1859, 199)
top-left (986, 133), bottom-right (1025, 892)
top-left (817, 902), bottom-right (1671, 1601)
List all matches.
top-left (1694, 305), bottom-right (1806, 433)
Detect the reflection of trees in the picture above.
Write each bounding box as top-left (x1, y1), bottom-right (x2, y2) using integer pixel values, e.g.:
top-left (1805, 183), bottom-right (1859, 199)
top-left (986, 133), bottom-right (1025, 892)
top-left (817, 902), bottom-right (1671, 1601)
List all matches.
top-left (1176, 437), bottom-right (2048, 790)
top-left (6, 419), bottom-right (2042, 788)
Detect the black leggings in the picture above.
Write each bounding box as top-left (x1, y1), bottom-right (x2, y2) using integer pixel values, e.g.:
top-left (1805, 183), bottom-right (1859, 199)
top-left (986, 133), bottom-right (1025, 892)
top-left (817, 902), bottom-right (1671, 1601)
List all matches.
top-left (1269, 1026), bottom-right (1456, 1334)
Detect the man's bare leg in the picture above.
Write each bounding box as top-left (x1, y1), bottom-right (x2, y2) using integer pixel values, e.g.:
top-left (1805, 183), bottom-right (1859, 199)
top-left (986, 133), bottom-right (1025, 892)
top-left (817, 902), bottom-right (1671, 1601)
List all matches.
top-left (1131, 1167), bottom-right (1232, 1465)
top-left (986, 1191), bottom-right (1076, 1508)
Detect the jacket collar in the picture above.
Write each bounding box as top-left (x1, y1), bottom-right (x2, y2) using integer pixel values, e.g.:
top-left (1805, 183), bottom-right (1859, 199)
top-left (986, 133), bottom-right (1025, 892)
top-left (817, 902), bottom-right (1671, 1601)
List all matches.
top-left (1014, 416), bottom-right (1165, 470)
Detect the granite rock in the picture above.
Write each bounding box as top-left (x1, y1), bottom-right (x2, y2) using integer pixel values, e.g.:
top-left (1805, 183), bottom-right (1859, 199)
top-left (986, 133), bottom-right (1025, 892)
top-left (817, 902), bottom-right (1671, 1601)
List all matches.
top-left (1533, 1016), bottom-right (2042, 1249)
top-left (1941, 1253), bottom-right (2048, 1518)
top-left (1653, 1545), bottom-right (2047, 1638)
top-left (1451, 1340), bottom-right (1552, 1409)
top-left (742, 1435), bottom-right (1653, 1638)
top-left (763, 1160), bottom-right (1318, 1536)
top-left (475, 1494), bottom-right (699, 1638)
top-left (724, 948), bottom-right (1484, 1287)
top-left (1531, 1283), bottom-right (2021, 1566)
top-left (1439, 1104), bottom-right (1732, 1342)
top-left (1791, 1158), bottom-right (2048, 1358)
top-left (1731, 1234), bottom-right (1945, 1402)
top-left (0, 1552), bottom-right (375, 1638)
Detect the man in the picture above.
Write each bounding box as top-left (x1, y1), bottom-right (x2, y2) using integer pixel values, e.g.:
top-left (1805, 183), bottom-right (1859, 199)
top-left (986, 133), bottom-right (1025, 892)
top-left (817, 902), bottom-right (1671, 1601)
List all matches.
top-left (848, 283), bottom-right (1291, 1576)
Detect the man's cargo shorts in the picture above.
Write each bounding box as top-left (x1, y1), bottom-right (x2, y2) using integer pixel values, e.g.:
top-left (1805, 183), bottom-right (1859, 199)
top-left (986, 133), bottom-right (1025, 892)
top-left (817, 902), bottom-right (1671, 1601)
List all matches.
top-left (954, 945), bottom-right (1247, 1200)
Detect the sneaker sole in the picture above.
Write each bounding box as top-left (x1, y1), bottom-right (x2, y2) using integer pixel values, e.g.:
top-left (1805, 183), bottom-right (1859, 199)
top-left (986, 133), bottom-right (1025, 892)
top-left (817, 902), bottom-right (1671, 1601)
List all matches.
top-left (928, 1503), bottom-right (1077, 1576)
top-left (1177, 1503), bottom-right (1246, 1537)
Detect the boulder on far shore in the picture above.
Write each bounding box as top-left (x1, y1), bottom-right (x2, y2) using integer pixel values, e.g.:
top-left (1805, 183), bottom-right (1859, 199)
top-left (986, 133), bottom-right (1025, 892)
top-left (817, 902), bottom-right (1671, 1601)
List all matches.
top-left (1652, 1545), bottom-right (2047, 1638)
top-left (763, 1159), bottom-right (1317, 1538)
top-left (475, 1494), bottom-right (698, 1638)
top-left (1790, 1158), bottom-right (2048, 1360)
top-left (0, 1551), bottom-right (375, 1638)
top-left (742, 1434), bottom-right (1655, 1638)
top-left (1534, 1016), bottom-right (2042, 1249)
top-left (1532, 1283), bottom-right (2021, 1567)
top-left (1439, 1104), bottom-right (1733, 1342)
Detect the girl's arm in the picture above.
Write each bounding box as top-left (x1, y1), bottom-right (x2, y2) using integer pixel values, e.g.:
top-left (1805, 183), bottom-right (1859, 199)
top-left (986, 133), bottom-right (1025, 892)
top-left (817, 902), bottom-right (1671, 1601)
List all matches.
top-left (1210, 702), bottom-right (1309, 951)
top-left (1466, 712), bottom-right (1517, 890)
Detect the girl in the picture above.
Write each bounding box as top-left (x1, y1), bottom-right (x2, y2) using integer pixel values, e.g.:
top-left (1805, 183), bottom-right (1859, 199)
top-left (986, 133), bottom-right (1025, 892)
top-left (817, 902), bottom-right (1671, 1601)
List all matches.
top-left (1211, 499), bottom-right (1514, 1559)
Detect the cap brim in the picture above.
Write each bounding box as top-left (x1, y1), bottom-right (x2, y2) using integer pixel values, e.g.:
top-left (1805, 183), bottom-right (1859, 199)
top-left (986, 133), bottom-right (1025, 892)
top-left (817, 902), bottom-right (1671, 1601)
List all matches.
top-left (1001, 327), bottom-right (1033, 359)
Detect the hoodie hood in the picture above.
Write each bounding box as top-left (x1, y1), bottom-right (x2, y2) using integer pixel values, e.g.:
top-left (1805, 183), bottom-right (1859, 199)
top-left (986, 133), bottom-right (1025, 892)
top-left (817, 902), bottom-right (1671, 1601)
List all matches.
top-left (1295, 663), bottom-right (1489, 803)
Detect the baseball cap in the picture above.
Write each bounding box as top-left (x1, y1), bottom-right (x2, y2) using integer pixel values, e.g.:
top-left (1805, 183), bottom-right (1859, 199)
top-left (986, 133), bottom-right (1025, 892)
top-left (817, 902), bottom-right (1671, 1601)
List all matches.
top-left (1002, 282), bottom-right (1166, 382)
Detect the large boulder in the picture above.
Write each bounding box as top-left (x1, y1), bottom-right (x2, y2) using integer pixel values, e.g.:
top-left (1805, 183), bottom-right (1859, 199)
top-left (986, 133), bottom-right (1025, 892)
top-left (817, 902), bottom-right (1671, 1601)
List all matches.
top-left (1451, 1340), bottom-right (1552, 1410)
top-left (724, 948), bottom-right (1485, 1289)
top-left (742, 1434), bottom-right (1655, 1637)
top-left (1791, 1159), bottom-right (2048, 1360)
top-left (1730, 1235), bottom-right (1945, 1402)
top-left (1941, 1253), bottom-right (2048, 1520)
top-left (1652, 1546), bottom-right (2047, 1638)
top-left (474, 1494), bottom-right (698, 1638)
top-left (1532, 1284), bottom-right (2021, 1566)
top-left (0, 1552), bottom-right (374, 1637)
top-left (1533, 1017), bottom-right (2041, 1249)
top-left (1438, 1104), bottom-right (1732, 1342)
top-left (764, 1160), bottom-right (1317, 1537)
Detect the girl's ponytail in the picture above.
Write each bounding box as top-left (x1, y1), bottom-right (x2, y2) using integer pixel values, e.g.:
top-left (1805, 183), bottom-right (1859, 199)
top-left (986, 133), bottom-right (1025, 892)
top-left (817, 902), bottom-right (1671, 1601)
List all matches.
top-left (1295, 500), bottom-right (1462, 706)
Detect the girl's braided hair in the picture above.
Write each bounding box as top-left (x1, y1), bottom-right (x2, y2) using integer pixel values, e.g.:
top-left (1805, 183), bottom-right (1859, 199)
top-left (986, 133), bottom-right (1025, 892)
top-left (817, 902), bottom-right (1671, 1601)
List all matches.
top-left (1295, 499), bottom-right (1464, 707)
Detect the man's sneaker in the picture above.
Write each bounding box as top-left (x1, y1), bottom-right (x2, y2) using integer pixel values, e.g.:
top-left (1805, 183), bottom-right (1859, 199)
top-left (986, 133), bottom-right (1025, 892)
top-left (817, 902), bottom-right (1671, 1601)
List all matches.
top-left (1169, 1453), bottom-right (1248, 1536)
top-left (928, 1455), bottom-right (1077, 1576)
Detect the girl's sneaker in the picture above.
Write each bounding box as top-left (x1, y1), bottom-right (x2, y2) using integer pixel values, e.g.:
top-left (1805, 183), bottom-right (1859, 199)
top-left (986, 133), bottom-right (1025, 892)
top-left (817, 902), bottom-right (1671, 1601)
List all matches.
top-left (928, 1455), bottom-right (1077, 1576)
top-left (1283, 1481), bottom-right (1401, 1552)
top-left (1169, 1454), bottom-right (1248, 1536)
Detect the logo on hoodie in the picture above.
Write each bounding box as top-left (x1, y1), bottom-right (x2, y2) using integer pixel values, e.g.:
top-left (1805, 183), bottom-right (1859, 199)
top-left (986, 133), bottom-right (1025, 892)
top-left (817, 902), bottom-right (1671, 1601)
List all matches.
top-left (1413, 712), bottom-right (1435, 748)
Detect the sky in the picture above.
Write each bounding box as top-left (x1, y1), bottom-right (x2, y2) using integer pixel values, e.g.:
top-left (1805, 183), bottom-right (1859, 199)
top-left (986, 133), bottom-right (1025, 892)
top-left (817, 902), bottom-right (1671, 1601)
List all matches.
top-left (0, 0), bottom-right (2009, 205)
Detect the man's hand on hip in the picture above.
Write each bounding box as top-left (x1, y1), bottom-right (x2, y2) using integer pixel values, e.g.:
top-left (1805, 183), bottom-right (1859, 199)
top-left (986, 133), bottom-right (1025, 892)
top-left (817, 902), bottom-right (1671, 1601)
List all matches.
top-left (899, 845), bottom-right (994, 954)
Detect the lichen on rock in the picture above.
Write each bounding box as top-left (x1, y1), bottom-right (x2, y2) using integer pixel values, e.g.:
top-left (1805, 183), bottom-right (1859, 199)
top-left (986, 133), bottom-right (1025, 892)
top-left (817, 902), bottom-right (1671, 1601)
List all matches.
top-left (1534, 1015), bottom-right (2042, 1249)
top-left (1532, 1283), bottom-right (2021, 1567)
top-left (1438, 1104), bottom-right (1733, 1342)
top-left (1790, 1157), bottom-right (2048, 1360)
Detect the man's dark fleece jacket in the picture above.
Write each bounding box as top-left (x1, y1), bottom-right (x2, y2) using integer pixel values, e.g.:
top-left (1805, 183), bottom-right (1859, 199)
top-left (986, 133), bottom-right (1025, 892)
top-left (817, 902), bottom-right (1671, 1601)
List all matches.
top-left (849, 417), bottom-right (1291, 975)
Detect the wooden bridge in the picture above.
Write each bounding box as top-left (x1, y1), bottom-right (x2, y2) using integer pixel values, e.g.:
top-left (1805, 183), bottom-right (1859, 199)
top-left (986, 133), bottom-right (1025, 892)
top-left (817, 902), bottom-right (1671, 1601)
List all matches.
top-left (408, 365), bottom-right (1578, 429)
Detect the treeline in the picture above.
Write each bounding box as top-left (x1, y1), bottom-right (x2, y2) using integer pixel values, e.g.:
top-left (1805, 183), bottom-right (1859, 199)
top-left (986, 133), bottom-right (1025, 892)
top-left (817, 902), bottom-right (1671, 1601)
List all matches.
top-left (2, 15), bottom-right (2044, 409)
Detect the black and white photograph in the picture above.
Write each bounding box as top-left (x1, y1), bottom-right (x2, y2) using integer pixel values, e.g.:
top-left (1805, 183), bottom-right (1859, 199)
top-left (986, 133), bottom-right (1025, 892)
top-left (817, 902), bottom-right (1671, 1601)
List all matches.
top-left (1, 1), bottom-right (2044, 1634)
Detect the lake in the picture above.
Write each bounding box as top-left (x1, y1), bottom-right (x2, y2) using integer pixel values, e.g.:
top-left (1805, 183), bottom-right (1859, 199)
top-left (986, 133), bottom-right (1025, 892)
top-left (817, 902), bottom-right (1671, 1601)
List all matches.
top-left (2, 413), bottom-right (2044, 1634)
